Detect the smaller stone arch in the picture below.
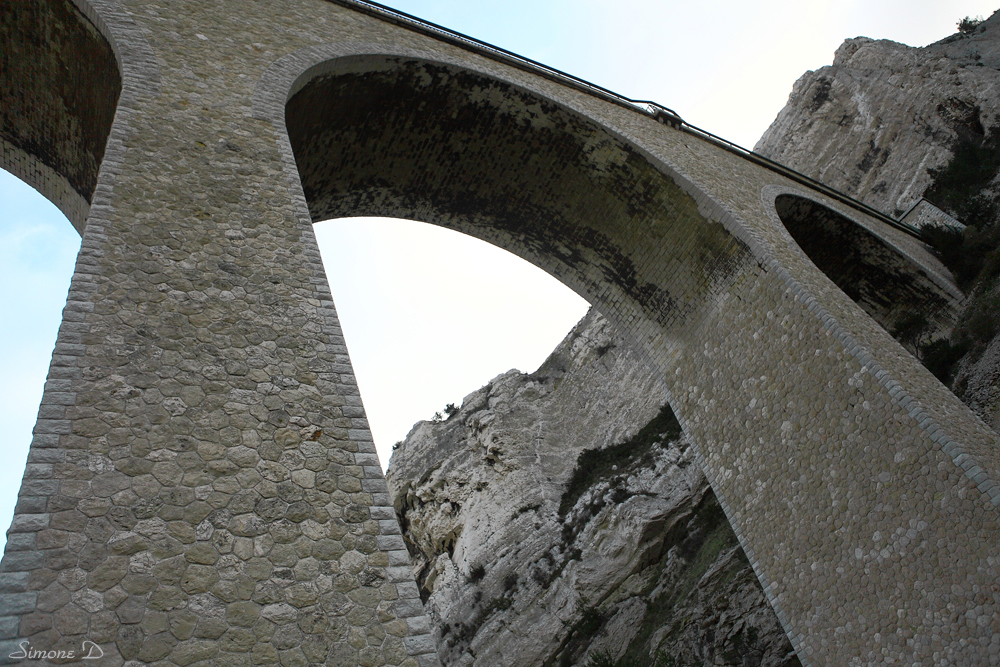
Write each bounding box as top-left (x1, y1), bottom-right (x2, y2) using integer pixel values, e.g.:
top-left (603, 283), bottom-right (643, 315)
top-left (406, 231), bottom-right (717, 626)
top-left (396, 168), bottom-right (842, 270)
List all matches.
top-left (771, 191), bottom-right (963, 350)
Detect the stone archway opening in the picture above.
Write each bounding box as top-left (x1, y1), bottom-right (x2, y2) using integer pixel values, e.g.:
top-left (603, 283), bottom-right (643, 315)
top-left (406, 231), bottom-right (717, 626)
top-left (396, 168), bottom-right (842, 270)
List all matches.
top-left (285, 54), bottom-right (753, 363)
top-left (773, 193), bottom-right (962, 352)
top-left (0, 0), bottom-right (121, 233)
top-left (310, 215), bottom-right (589, 465)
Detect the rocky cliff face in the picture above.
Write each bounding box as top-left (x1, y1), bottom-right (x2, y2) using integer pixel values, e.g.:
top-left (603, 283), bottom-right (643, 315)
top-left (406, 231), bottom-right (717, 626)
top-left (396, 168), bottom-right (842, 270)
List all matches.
top-left (755, 11), bottom-right (1000, 215)
top-left (386, 311), bottom-right (798, 667)
top-left (757, 12), bottom-right (1000, 430)
top-left (384, 15), bottom-right (1000, 667)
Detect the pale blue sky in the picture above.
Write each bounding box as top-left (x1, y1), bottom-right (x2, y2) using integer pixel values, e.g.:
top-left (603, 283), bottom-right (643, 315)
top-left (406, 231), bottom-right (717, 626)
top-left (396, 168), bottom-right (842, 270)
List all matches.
top-left (2, 1), bottom-right (996, 551)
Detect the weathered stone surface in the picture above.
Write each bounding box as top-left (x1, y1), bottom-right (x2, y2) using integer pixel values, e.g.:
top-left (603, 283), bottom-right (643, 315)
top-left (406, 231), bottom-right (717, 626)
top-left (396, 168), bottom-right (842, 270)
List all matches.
top-left (388, 310), bottom-right (798, 666)
top-left (179, 565), bottom-right (220, 595)
top-left (1, 2), bottom-right (998, 666)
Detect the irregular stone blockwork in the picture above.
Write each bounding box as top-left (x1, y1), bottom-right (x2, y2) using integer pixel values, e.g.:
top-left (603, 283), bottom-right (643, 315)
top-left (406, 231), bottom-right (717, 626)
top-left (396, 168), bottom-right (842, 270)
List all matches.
top-left (0, 1), bottom-right (998, 666)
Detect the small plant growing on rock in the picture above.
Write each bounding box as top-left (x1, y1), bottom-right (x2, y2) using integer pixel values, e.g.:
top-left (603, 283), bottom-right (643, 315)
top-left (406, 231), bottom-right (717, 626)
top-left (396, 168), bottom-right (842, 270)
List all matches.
top-left (958, 16), bottom-right (984, 34)
top-left (585, 650), bottom-right (619, 667)
top-left (431, 403), bottom-right (460, 422)
top-left (577, 606), bottom-right (605, 635)
top-left (468, 564), bottom-right (486, 582)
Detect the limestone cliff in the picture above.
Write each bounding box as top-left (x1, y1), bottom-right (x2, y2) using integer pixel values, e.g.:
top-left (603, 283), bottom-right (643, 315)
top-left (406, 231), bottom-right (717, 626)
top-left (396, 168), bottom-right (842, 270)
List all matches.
top-left (383, 15), bottom-right (1000, 667)
top-left (755, 11), bottom-right (1000, 215)
top-left (386, 311), bottom-right (798, 667)
top-left (757, 12), bottom-right (1000, 429)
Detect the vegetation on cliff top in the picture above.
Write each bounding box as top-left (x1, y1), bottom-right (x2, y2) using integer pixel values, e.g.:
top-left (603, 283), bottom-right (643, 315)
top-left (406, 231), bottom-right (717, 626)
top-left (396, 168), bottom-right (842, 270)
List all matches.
top-left (958, 16), bottom-right (985, 35)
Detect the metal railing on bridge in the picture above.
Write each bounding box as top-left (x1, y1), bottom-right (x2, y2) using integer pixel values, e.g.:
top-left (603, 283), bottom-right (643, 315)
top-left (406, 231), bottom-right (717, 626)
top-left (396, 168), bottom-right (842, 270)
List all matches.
top-left (330, 0), bottom-right (923, 239)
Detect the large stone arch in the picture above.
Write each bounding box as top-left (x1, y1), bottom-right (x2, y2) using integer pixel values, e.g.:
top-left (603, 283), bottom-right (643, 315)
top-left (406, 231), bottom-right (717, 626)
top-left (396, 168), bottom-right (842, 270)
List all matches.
top-left (280, 51), bottom-right (753, 361)
top-left (1, 3), bottom-right (998, 666)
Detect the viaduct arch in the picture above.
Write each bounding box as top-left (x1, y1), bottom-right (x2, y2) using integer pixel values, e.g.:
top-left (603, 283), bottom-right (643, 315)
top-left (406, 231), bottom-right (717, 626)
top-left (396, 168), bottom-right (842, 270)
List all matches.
top-left (1, 2), bottom-right (998, 666)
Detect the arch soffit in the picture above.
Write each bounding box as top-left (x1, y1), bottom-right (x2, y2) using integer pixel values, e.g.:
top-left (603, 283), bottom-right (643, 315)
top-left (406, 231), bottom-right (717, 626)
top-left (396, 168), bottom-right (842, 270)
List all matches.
top-left (1, 0), bottom-right (160, 234)
top-left (761, 184), bottom-right (963, 304)
top-left (251, 41), bottom-right (764, 254)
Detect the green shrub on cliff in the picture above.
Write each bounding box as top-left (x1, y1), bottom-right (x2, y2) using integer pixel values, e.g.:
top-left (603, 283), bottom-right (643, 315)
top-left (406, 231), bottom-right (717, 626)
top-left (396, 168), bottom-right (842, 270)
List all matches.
top-left (958, 16), bottom-right (984, 35)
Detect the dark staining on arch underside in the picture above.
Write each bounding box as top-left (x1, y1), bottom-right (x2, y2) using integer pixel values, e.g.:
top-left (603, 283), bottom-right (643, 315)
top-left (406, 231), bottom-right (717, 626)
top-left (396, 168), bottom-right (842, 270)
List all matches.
top-left (0, 0), bottom-right (121, 205)
top-left (285, 57), bottom-right (751, 329)
top-left (775, 194), bottom-right (961, 347)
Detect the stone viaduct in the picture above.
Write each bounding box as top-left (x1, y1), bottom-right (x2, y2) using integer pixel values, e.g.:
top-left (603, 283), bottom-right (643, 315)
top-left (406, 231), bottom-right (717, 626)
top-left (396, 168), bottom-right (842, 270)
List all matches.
top-left (1, 1), bottom-right (998, 666)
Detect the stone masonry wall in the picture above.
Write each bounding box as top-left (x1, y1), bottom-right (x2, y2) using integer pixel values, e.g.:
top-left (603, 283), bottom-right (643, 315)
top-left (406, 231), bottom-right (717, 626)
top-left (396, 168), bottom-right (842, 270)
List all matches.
top-left (1, 1), bottom-right (998, 666)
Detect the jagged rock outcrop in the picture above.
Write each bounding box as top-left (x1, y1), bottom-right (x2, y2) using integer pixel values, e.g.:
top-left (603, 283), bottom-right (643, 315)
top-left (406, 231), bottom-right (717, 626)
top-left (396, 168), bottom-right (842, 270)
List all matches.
top-left (386, 311), bottom-right (798, 667)
top-left (755, 11), bottom-right (1000, 215)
